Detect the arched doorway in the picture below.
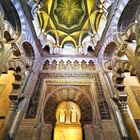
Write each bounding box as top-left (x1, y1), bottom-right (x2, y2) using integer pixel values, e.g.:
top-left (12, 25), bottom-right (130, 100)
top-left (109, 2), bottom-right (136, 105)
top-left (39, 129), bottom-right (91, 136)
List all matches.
top-left (43, 86), bottom-right (93, 140)
top-left (54, 101), bottom-right (82, 140)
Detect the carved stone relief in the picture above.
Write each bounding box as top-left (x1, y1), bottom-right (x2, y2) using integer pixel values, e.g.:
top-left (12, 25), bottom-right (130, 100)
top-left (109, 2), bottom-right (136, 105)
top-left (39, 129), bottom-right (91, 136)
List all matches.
top-left (43, 85), bottom-right (93, 124)
top-left (25, 73), bottom-right (111, 122)
top-left (43, 59), bottom-right (96, 71)
top-left (95, 75), bottom-right (111, 120)
top-left (25, 77), bottom-right (42, 119)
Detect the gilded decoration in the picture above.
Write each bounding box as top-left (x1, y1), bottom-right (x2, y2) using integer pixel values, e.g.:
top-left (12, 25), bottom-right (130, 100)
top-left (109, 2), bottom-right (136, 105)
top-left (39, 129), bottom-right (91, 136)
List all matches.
top-left (43, 59), bottom-right (96, 71)
top-left (37, 0), bottom-right (103, 46)
top-left (54, 101), bottom-right (82, 140)
top-left (53, 0), bottom-right (86, 29)
top-left (25, 73), bottom-right (111, 121)
top-left (44, 85), bottom-right (93, 124)
top-left (95, 75), bottom-right (111, 120)
top-left (56, 101), bottom-right (81, 124)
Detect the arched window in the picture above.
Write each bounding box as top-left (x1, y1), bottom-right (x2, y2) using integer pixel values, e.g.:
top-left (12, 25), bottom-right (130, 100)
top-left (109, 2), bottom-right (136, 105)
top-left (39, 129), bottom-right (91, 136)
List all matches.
top-left (22, 42), bottom-right (35, 58)
top-left (62, 43), bottom-right (76, 55)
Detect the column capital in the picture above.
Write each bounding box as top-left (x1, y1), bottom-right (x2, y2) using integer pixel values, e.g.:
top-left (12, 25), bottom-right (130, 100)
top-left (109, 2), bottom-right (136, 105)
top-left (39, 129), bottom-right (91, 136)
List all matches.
top-left (112, 94), bottom-right (128, 111)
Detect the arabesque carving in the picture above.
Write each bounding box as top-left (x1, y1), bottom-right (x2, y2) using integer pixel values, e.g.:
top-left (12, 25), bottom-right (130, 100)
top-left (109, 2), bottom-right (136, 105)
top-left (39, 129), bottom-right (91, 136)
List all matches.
top-left (43, 60), bottom-right (96, 71)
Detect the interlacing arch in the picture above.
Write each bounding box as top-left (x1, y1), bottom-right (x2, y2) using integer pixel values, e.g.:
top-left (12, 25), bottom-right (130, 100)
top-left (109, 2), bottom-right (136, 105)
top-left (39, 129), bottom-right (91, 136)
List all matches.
top-left (121, 23), bottom-right (136, 41)
top-left (0, 3), bottom-right (21, 42)
top-left (10, 0), bottom-right (27, 35)
top-left (101, 0), bottom-right (140, 71)
top-left (1, 20), bottom-right (18, 41)
top-left (112, 58), bottom-right (136, 83)
top-left (0, 3), bottom-right (22, 72)
top-left (102, 22), bottom-right (138, 71)
top-left (0, 4), bottom-right (36, 108)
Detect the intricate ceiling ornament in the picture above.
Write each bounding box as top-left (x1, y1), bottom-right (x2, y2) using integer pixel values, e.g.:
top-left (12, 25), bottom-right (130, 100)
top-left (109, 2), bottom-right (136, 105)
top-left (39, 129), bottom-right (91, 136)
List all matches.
top-left (36, 0), bottom-right (104, 47)
top-left (53, 0), bottom-right (86, 31)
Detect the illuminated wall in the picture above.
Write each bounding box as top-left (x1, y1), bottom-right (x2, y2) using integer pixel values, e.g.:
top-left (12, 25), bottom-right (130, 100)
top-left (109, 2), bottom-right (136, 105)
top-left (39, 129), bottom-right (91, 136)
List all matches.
top-left (124, 74), bottom-right (140, 120)
top-left (0, 71), bottom-right (14, 139)
top-left (54, 101), bottom-right (82, 140)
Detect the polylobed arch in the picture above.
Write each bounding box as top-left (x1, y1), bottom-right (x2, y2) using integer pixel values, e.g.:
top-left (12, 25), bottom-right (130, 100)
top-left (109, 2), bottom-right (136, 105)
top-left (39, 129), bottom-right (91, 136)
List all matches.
top-left (0, 1), bottom-right (21, 36)
top-left (22, 42), bottom-right (35, 59)
top-left (127, 32), bottom-right (136, 42)
top-left (7, 59), bottom-right (26, 74)
top-left (0, 20), bottom-right (19, 41)
top-left (103, 42), bottom-right (117, 60)
top-left (4, 31), bottom-right (14, 42)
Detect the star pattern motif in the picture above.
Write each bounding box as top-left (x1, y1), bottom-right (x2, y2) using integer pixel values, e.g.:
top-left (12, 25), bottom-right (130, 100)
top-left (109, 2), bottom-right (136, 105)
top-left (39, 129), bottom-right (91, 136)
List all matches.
top-left (54, 0), bottom-right (85, 29)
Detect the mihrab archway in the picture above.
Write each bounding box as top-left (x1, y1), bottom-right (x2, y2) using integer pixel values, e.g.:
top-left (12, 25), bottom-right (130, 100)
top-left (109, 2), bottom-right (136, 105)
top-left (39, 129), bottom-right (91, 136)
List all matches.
top-left (43, 86), bottom-right (93, 140)
top-left (43, 86), bottom-right (93, 125)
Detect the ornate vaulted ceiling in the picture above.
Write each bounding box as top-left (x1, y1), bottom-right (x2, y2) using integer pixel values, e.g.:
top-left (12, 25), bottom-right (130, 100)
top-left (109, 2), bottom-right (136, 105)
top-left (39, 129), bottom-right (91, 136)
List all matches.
top-left (36, 0), bottom-right (102, 47)
top-left (53, 0), bottom-right (87, 32)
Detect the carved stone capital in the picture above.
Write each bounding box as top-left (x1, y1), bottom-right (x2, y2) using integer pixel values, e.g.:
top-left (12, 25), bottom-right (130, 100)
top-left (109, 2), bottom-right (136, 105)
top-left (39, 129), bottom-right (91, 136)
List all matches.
top-left (9, 92), bottom-right (25, 111)
top-left (9, 99), bottom-right (18, 111)
top-left (112, 94), bottom-right (128, 111)
top-left (118, 101), bottom-right (128, 111)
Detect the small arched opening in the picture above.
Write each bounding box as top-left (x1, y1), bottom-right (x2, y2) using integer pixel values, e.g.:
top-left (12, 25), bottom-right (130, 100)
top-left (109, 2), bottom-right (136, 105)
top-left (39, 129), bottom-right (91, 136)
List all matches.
top-left (4, 31), bottom-right (14, 42)
top-left (22, 42), bottom-right (35, 58)
top-left (87, 46), bottom-right (94, 55)
top-left (104, 42), bottom-right (117, 60)
top-left (22, 42), bottom-right (35, 67)
top-left (43, 45), bottom-right (50, 54)
top-left (62, 41), bottom-right (76, 55)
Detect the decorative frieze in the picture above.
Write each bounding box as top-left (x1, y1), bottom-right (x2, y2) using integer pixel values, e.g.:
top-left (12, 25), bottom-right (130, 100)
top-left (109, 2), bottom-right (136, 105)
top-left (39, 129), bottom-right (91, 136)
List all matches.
top-left (95, 75), bottom-right (111, 120)
top-left (43, 59), bottom-right (96, 71)
top-left (25, 77), bottom-right (42, 119)
top-left (24, 72), bottom-right (95, 120)
top-left (25, 72), bottom-right (111, 121)
top-left (41, 72), bottom-right (96, 79)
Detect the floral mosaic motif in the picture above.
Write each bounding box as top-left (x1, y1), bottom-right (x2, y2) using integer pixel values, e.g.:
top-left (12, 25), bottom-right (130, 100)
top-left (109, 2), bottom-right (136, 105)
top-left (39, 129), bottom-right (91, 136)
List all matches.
top-left (54, 0), bottom-right (85, 29)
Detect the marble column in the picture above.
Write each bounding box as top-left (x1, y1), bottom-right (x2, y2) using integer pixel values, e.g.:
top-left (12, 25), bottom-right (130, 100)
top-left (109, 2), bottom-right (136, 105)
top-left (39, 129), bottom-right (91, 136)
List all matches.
top-left (112, 71), bottom-right (140, 140)
top-left (120, 104), bottom-right (140, 140)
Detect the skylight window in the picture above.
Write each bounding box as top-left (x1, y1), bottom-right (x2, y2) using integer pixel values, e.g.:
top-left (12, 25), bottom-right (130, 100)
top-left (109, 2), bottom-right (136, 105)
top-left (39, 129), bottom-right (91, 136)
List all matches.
top-left (62, 43), bottom-right (76, 55)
